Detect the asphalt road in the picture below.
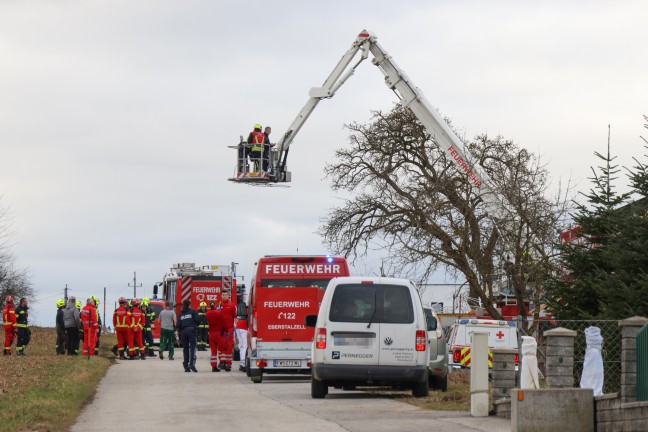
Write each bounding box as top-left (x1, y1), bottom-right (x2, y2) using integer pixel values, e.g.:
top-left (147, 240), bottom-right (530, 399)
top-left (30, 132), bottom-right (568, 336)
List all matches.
top-left (73, 350), bottom-right (511, 432)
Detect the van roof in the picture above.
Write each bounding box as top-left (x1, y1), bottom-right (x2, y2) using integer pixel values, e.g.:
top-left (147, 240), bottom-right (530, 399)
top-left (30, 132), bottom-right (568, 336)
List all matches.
top-left (457, 318), bottom-right (516, 327)
top-left (330, 276), bottom-right (413, 285)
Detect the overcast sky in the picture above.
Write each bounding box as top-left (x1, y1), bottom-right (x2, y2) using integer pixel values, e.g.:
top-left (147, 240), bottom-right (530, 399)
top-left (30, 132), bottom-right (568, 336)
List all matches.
top-left (2, 1), bottom-right (647, 326)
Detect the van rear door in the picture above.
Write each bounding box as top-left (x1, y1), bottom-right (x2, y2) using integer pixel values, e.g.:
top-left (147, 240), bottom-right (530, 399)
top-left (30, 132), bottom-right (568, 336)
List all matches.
top-left (377, 284), bottom-right (418, 366)
top-left (326, 283), bottom-right (379, 365)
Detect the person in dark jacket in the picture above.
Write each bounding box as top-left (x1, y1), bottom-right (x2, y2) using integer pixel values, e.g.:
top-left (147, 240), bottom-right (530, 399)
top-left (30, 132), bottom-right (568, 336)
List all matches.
top-left (15, 298), bottom-right (30, 355)
top-left (176, 299), bottom-right (199, 372)
top-left (141, 299), bottom-right (155, 356)
top-left (63, 297), bottom-right (81, 355)
top-left (196, 301), bottom-right (208, 351)
top-left (55, 298), bottom-right (67, 355)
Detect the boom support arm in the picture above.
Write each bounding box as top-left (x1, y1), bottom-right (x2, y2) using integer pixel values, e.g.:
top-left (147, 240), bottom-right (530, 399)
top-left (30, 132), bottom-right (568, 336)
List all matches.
top-left (272, 30), bottom-right (507, 223)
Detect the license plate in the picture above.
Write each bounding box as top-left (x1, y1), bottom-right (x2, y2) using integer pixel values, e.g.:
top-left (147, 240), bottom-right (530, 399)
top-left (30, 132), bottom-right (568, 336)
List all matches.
top-left (273, 360), bottom-right (301, 367)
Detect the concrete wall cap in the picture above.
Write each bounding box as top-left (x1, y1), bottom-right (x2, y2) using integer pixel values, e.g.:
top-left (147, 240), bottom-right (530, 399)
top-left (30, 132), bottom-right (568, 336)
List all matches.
top-left (618, 316), bottom-right (648, 327)
top-left (543, 327), bottom-right (577, 337)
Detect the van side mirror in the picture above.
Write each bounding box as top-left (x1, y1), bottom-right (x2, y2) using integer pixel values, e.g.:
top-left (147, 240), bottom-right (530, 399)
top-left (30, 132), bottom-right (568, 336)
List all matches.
top-left (426, 316), bottom-right (438, 331)
top-left (304, 315), bottom-right (318, 327)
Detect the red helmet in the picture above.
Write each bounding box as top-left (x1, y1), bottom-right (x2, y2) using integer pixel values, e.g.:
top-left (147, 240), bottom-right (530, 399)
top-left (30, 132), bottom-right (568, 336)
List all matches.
top-left (118, 297), bottom-right (126, 304)
top-left (131, 298), bottom-right (140, 306)
top-left (5, 296), bottom-right (14, 303)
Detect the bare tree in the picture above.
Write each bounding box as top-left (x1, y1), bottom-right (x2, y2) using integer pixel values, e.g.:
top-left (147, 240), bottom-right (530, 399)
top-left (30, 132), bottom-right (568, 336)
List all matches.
top-left (0, 200), bottom-right (33, 303)
top-left (319, 106), bottom-right (571, 329)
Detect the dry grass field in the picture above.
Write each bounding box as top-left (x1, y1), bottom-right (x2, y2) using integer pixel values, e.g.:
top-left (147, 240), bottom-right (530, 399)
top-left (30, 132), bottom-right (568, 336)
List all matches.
top-left (0, 327), bottom-right (116, 432)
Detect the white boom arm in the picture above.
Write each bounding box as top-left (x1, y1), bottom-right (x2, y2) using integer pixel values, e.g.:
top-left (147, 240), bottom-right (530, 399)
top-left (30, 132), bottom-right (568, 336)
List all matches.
top-left (272, 30), bottom-right (507, 221)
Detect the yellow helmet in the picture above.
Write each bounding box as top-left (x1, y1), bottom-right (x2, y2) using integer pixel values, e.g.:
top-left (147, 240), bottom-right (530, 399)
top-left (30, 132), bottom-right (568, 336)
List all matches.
top-left (253, 123), bottom-right (262, 130)
top-left (56, 298), bottom-right (65, 308)
top-left (91, 295), bottom-right (100, 306)
top-left (142, 297), bottom-right (150, 306)
top-left (76, 300), bottom-right (82, 309)
top-left (199, 301), bottom-right (207, 308)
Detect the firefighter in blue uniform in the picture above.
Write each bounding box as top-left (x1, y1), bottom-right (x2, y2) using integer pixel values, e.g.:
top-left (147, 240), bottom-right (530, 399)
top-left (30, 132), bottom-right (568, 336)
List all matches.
top-left (15, 298), bottom-right (30, 356)
top-left (196, 301), bottom-right (208, 351)
top-left (176, 299), bottom-right (199, 372)
top-left (141, 298), bottom-right (155, 356)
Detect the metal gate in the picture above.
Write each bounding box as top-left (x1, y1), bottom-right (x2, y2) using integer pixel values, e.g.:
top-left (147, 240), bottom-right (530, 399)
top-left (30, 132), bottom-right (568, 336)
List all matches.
top-left (637, 323), bottom-right (648, 401)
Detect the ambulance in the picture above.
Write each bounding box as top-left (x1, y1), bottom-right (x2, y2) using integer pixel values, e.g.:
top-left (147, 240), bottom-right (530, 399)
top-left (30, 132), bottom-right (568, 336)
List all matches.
top-left (244, 255), bottom-right (350, 383)
top-left (447, 318), bottom-right (519, 368)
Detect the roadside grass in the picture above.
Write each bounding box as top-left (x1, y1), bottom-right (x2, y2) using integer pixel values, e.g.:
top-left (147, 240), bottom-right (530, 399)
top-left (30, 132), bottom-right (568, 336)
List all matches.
top-left (0, 327), bottom-right (116, 432)
top-left (366, 369), bottom-right (472, 411)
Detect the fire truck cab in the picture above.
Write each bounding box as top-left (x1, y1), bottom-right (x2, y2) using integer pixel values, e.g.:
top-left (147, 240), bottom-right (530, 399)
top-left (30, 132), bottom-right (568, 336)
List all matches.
top-left (245, 255), bottom-right (350, 383)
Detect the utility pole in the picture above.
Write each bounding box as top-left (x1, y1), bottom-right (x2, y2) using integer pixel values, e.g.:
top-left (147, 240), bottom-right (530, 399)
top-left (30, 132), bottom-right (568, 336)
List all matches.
top-left (129, 271), bottom-right (142, 298)
top-left (64, 284), bottom-right (69, 303)
top-left (103, 287), bottom-right (107, 332)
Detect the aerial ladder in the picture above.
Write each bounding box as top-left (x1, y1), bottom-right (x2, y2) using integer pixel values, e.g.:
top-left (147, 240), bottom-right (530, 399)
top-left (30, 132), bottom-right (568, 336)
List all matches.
top-left (229, 30), bottom-right (508, 223)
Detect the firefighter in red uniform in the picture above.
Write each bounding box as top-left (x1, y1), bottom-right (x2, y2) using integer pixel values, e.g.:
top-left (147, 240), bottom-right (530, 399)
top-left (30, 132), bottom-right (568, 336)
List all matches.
top-left (2, 296), bottom-right (17, 355)
top-left (128, 298), bottom-right (146, 360)
top-left (206, 302), bottom-right (222, 372)
top-left (81, 298), bottom-right (99, 356)
top-left (218, 291), bottom-right (237, 371)
top-left (112, 297), bottom-right (130, 359)
top-left (247, 123), bottom-right (266, 171)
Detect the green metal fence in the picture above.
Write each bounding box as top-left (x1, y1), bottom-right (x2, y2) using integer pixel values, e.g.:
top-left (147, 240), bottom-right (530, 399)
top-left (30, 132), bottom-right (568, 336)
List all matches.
top-left (528, 320), bottom-right (621, 394)
top-left (637, 323), bottom-right (648, 401)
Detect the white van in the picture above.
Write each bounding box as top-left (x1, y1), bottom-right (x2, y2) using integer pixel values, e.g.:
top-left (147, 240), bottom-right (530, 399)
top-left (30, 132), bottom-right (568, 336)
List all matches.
top-left (305, 276), bottom-right (429, 398)
top-left (447, 318), bottom-right (519, 368)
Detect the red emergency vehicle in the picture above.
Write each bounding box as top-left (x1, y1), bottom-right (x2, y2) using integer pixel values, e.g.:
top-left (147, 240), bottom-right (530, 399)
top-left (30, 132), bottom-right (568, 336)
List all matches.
top-left (157, 263), bottom-right (238, 315)
top-left (245, 255), bottom-right (350, 383)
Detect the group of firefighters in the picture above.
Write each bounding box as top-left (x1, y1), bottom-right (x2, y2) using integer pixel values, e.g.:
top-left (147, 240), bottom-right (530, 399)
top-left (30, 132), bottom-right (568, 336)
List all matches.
top-left (111, 291), bottom-right (244, 374)
top-left (3, 291), bottom-right (249, 375)
top-left (110, 296), bottom-right (158, 359)
top-left (55, 295), bottom-right (104, 357)
top-left (2, 296), bottom-right (30, 355)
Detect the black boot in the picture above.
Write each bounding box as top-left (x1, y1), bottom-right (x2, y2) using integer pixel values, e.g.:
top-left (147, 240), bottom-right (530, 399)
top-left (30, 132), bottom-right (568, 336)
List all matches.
top-left (111, 345), bottom-right (118, 357)
top-left (224, 364), bottom-right (231, 372)
top-left (212, 366), bottom-right (221, 372)
top-left (191, 365), bottom-right (198, 372)
top-left (183, 362), bottom-right (190, 372)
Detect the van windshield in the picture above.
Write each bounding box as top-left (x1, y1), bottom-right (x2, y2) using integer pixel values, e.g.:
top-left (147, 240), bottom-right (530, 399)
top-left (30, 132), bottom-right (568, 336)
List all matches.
top-left (261, 279), bottom-right (330, 289)
top-left (329, 284), bottom-right (414, 324)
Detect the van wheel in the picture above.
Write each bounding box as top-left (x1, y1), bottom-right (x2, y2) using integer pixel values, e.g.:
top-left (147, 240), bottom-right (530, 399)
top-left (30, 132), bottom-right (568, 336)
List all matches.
top-left (342, 385), bottom-right (356, 391)
top-left (311, 378), bottom-right (328, 398)
top-left (250, 373), bottom-right (263, 384)
top-left (437, 375), bottom-right (448, 392)
top-left (245, 357), bottom-right (251, 377)
top-left (412, 379), bottom-right (429, 398)
top-left (430, 375), bottom-right (448, 392)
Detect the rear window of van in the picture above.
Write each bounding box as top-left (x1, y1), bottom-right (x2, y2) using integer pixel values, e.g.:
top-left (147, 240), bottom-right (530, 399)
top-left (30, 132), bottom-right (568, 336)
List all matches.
top-left (329, 284), bottom-right (414, 324)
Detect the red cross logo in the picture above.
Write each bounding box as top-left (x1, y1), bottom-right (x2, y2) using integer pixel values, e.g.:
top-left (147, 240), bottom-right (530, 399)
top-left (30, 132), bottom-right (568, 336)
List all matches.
top-left (496, 331), bottom-right (505, 339)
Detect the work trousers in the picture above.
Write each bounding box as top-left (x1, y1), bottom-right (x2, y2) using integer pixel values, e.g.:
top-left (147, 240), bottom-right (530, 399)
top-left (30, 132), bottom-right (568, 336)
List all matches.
top-left (209, 331), bottom-right (220, 368)
top-left (159, 328), bottom-right (175, 358)
top-left (218, 327), bottom-right (234, 365)
top-left (65, 327), bottom-right (79, 355)
top-left (180, 328), bottom-right (197, 368)
top-left (3, 327), bottom-right (15, 354)
top-left (82, 325), bottom-right (97, 356)
top-left (16, 327), bottom-right (30, 352)
top-left (143, 328), bottom-right (154, 354)
top-left (197, 326), bottom-right (208, 351)
top-left (116, 329), bottom-right (129, 356)
top-left (128, 328), bottom-right (145, 357)
top-left (56, 327), bottom-right (66, 354)
top-left (235, 328), bottom-right (248, 364)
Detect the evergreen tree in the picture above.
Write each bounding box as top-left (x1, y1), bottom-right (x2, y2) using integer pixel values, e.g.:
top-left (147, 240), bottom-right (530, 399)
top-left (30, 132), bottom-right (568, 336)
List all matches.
top-left (546, 127), bottom-right (629, 319)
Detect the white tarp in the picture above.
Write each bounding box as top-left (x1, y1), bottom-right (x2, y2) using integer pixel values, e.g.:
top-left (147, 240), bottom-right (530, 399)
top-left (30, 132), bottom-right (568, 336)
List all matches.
top-left (520, 335), bottom-right (540, 389)
top-left (580, 326), bottom-right (604, 396)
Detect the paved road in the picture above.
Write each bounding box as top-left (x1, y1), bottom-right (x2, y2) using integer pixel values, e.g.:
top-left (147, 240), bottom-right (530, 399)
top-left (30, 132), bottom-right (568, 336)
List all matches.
top-left (73, 351), bottom-right (511, 432)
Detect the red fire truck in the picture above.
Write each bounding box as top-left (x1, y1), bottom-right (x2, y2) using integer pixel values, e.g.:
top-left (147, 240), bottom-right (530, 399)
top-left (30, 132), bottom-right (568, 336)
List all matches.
top-left (245, 255), bottom-right (350, 383)
top-left (155, 263), bottom-right (238, 315)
